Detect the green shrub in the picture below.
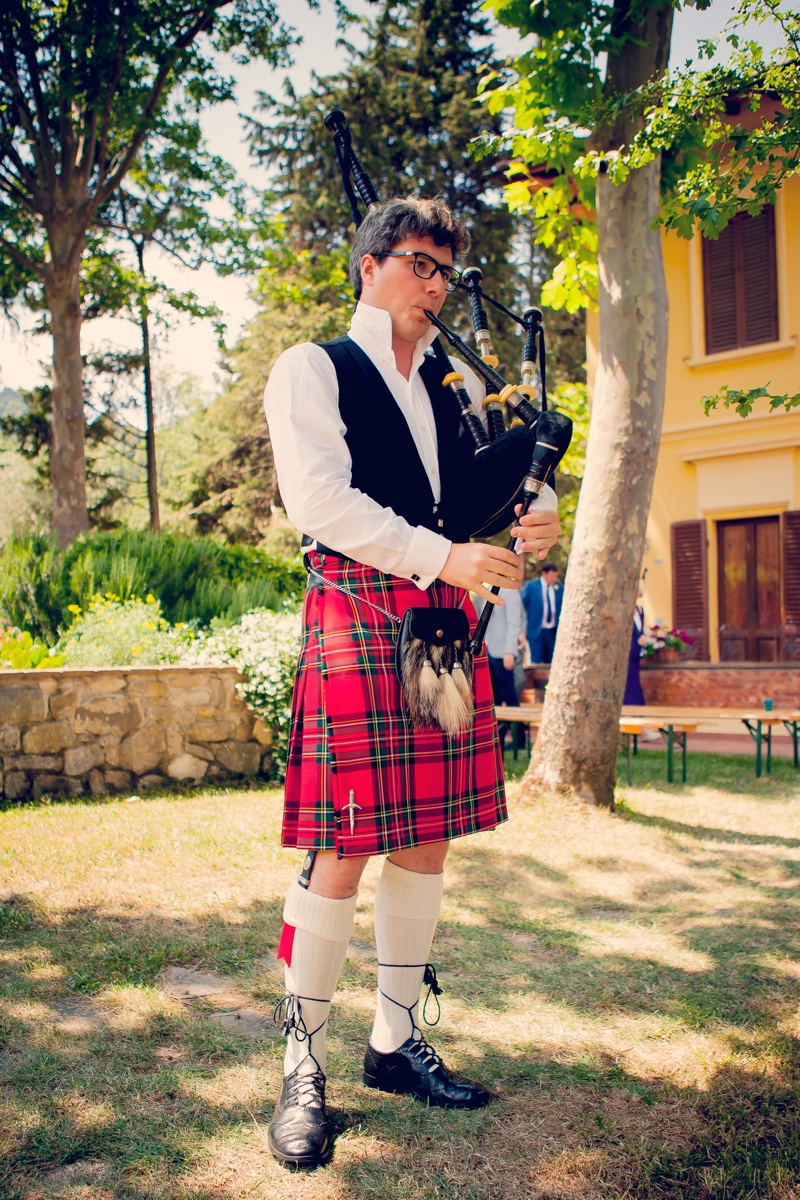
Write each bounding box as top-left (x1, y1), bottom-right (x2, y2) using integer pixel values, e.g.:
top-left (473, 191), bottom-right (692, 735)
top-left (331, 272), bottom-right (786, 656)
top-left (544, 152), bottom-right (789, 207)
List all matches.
top-left (0, 530), bottom-right (64, 643)
top-left (58, 594), bottom-right (195, 667)
top-left (181, 606), bottom-right (302, 780)
top-left (0, 623), bottom-right (65, 670)
top-left (0, 528), bottom-right (305, 639)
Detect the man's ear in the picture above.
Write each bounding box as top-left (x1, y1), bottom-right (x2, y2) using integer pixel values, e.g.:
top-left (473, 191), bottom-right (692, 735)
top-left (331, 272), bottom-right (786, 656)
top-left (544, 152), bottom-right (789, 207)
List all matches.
top-left (360, 253), bottom-right (378, 290)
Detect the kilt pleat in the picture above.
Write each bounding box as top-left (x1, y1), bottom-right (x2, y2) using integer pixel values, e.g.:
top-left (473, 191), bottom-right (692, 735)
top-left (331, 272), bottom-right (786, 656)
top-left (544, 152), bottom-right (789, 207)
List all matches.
top-left (281, 551), bottom-right (507, 857)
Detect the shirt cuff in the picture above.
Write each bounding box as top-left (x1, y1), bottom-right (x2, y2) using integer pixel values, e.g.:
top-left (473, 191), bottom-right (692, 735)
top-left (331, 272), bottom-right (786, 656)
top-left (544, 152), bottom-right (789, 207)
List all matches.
top-left (395, 525), bottom-right (452, 590)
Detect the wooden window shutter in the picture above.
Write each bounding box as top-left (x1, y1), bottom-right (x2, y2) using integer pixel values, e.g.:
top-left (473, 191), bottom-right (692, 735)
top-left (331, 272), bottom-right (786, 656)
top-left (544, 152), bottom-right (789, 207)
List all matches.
top-left (703, 223), bottom-right (738, 354)
top-left (784, 510), bottom-right (800, 625)
top-left (671, 519), bottom-right (709, 660)
top-left (702, 206), bottom-right (778, 354)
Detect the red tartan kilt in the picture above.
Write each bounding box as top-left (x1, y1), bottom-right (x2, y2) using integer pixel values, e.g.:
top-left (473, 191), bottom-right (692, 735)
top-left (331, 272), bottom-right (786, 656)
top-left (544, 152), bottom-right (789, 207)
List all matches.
top-left (282, 551), bottom-right (507, 857)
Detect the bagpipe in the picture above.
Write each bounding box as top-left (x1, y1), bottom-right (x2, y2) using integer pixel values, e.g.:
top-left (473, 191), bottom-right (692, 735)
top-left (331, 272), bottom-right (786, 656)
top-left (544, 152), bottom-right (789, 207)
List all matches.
top-left (324, 109), bottom-right (573, 655)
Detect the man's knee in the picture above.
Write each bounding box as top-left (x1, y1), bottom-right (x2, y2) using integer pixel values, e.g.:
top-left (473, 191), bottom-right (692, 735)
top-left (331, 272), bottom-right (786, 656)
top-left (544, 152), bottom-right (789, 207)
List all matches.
top-left (388, 841), bottom-right (450, 874)
top-left (307, 849), bottom-right (370, 898)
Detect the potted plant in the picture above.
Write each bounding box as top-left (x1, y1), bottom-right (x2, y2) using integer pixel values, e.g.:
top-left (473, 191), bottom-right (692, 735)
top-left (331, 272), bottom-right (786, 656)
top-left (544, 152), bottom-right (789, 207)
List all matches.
top-left (640, 621), bottom-right (694, 664)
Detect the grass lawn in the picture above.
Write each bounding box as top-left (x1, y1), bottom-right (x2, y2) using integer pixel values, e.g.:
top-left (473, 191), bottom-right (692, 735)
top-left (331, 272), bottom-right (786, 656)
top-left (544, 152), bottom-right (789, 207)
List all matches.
top-left (1, 754), bottom-right (799, 1199)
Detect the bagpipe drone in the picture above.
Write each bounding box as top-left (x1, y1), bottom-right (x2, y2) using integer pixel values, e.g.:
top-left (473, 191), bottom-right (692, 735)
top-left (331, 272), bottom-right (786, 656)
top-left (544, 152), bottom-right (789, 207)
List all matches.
top-left (323, 109), bottom-right (573, 662)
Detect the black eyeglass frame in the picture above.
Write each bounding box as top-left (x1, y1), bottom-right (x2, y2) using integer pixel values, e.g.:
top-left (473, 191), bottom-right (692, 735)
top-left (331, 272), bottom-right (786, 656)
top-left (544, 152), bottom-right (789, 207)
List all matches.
top-left (376, 250), bottom-right (461, 292)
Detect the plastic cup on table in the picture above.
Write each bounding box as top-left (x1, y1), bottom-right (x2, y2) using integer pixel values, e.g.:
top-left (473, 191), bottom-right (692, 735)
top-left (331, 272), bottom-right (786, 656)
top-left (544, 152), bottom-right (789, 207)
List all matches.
top-left (763, 698), bottom-right (773, 712)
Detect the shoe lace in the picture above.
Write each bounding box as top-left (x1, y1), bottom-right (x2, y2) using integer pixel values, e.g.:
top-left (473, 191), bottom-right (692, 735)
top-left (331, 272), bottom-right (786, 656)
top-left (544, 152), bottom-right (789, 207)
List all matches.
top-left (406, 1035), bottom-right (445, 1075)
top-left (285, 1067), bottom-right (326, 1108)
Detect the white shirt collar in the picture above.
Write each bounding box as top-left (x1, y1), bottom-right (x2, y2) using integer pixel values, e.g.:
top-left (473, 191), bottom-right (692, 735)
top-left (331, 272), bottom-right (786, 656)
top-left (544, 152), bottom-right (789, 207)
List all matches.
top-left (349, 301), bottom-right (438, 377)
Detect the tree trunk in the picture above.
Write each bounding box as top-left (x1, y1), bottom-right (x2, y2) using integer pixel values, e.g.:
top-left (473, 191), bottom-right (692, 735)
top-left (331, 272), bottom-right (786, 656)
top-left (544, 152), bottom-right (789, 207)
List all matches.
top-left (139, 290), bottom-right (161, 532)
top-left (526, 158), bottom-right (668, 807)
top-left (46, 255), bottom-right (89, 548)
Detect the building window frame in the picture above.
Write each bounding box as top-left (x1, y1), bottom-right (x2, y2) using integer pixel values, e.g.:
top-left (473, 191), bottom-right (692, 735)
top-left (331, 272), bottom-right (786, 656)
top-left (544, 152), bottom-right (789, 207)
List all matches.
top-left (686, 189), bottom-right (792, 368)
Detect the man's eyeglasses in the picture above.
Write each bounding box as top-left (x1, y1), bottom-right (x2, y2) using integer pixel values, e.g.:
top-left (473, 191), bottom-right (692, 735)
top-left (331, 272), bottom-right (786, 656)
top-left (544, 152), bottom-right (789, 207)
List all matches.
top-left (377, 250), bottom-right (461, 292)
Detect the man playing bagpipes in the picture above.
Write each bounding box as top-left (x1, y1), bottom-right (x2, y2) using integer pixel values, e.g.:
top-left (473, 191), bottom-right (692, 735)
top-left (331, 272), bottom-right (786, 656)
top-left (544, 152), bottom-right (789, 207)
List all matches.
top-left (262, 197), bottom-right (560, 1169)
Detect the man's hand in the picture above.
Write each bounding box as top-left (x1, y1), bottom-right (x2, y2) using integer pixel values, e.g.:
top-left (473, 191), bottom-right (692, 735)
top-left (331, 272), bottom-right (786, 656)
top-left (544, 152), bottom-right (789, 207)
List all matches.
top-left (511, 504), bottom-right (560, 559)
top-left (438, 542), bottom-right (522, 605)
top-left (503, 653), bottom-right (515, 671)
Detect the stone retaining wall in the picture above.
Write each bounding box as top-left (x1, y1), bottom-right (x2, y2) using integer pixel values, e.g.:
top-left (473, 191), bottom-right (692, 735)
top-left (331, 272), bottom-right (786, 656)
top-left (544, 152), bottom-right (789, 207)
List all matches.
top-left (0, 666), bottom-right (272, 802)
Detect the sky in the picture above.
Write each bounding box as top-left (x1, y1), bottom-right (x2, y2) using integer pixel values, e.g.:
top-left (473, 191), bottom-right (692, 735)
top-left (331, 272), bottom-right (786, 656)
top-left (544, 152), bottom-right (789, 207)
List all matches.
top-left (0, 0), bottom-right (788, 413)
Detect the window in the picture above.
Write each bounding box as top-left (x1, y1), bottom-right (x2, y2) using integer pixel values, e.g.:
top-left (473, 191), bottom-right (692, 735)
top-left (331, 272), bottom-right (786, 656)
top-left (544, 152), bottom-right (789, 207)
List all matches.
top-left (701, 206), bottom-right (778, 355)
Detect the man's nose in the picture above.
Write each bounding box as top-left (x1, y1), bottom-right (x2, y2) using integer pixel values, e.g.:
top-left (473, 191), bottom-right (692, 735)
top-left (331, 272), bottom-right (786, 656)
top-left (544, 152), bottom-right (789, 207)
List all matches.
top-left (424, 271), bottom-right (446, 298)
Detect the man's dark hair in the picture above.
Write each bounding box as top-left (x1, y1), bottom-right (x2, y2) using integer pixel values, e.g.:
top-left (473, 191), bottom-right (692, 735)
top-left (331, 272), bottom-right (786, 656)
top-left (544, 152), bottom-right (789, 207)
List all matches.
top-left (350, 197), bottom-right (471, 299)
top-left (541, 562), bottom-right (558, 574)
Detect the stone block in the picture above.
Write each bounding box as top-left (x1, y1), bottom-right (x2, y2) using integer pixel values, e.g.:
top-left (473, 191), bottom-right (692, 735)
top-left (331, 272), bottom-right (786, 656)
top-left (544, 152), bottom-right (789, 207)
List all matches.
top-left (233, 716), bottom-right (255, 742)
top-left (115, 725), bottom-right (166, 774)
top-left (76, 675), bottom-right (125, 695)
top-left (49, 690), bottom-right (79, 720)
top-left (252, 720), bottom-right (273, 748)
top-left (0, 686), bottom-right (46, 724)
top-left (64, 743), bottom-right (105, 776)
top-left (4, 771), bottom-right (29, 799)
top-left (166, 690), bottom-right (211, 708)
top-left (261, 750), bottom-right (272, 774)
top-left (167, 753), bottom-right (208, 782)
top-left (88, 769), bottom-right (108, 796)
top-left (138, 774), bottom-right (167, 791)
top-left (0, 725), bottom-right (21, 753)
top-left (166, 727), bottom-right (183, 757)
top-left (99, 734), bottom-right (121, 748)
top-left (105, 769), bottom-right (132, 791)
top-left (195, 704), bottom-right (219, 719)
top-left (33, 774), bottom-right (83, 799)
top-left (126, 679), bottom-right (166, 699)
top-left (22, 721), bottom-right (72, 755)
top-left (8, 755), bottom-right (62, 771)
top-left (74, 694), bottom-right (141, 738)
top-left (184, 742), bottom-right (214, 762)
top-left (207, 764), bottom-right (224, 779)
top-left (187, 720), bottom-right (235, 743)
top-left (213, 740), bottom-right (261, 777)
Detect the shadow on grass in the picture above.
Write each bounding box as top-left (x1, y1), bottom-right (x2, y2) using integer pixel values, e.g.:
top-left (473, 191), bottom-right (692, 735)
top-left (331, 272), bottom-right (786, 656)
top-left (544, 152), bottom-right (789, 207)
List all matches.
top-left (616, 802), bottom-right (800, 849)
top-left (2, 818), bottom-right (800, 1198)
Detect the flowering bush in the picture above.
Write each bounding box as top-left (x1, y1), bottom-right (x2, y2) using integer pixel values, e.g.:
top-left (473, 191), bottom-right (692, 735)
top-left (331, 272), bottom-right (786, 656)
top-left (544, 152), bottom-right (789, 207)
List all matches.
top-left (640, 621), bottom-right (694, 658)
top-left (180, 605), bottom-right (302, 780)
top-left (0, 624), bottom-right (65, 670)
top-left (58, 594), bottom-right (195, 667)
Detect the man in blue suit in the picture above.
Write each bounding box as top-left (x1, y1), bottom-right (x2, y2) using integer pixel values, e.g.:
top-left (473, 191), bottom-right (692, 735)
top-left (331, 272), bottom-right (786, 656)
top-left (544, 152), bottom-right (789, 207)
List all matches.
top-left (522, 562), bottom-right (563, 664)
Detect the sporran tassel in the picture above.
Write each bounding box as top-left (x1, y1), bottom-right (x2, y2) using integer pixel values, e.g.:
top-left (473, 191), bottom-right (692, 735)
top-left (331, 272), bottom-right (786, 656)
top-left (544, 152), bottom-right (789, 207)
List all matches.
top-left (437, 660), bottom-right (470, 736)
top-left (419, 646), bottom-right (441, 721)
top-left (451, 643), bottom-right (475, 717)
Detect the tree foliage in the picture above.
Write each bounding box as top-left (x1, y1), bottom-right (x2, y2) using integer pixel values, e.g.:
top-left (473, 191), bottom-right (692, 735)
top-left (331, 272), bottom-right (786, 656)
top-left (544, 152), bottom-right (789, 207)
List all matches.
top-left (0, 0), bottom-right (294, 543)
top-left (479, 0), bottom-right (799, 314)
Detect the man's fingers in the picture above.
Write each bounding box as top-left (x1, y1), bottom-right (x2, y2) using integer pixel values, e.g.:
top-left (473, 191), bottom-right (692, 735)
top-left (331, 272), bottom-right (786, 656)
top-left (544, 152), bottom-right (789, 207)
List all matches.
top-left (473, 584), bottom-right (504, 605)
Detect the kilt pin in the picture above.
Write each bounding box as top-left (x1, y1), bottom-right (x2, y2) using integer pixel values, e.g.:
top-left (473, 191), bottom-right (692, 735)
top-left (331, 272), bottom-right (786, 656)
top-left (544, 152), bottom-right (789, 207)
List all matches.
top-left (282, 550), bottom-right (507, 858)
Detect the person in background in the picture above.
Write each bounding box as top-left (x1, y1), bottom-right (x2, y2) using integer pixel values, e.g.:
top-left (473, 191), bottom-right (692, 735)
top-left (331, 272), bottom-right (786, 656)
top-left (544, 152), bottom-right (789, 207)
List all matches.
top-left (521, 562), bottom-right (562, 664)
top-left (623, 584), bottom-right (647, 706)
top-left (475, 586), bottom-right (523, 748)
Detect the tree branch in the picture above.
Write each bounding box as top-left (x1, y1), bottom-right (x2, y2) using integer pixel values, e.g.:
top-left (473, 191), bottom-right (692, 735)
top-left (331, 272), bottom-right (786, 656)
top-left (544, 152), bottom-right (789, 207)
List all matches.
top-left (0, 230), bottom-right (43, 276)
top-left (94, 0), bottom-right (232, 208)
top-left (15, 1), bottom-right (59, 190)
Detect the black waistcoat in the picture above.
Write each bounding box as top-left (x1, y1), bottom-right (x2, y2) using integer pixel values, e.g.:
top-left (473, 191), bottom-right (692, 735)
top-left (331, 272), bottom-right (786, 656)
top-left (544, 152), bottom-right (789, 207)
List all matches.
top-left (317, 335), bottom-right (474, 544)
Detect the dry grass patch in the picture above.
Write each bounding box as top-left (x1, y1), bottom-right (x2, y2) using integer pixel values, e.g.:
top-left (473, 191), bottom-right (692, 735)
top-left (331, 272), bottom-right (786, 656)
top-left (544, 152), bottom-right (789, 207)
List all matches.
top-left (1, 759), bottom-right (799, 1199)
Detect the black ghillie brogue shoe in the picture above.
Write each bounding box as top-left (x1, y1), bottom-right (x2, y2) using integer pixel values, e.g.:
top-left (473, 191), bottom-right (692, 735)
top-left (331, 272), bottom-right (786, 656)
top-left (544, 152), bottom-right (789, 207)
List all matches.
top-left (363, 1036), bottom-right (492, 1109)
top-left (267, 1063), bottom-right (331, 1169)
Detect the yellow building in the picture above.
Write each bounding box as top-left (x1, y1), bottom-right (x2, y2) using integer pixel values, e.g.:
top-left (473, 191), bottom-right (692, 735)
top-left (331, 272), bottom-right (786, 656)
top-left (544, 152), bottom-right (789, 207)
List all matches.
top-left (588, 173), bottom-right (800, 664)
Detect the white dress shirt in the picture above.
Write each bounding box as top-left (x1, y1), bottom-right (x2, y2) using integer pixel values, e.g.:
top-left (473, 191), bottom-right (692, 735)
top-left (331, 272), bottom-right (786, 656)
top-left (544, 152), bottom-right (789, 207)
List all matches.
top-left (480, 587), bottom-right (523, 659)
top-left (541, 576), bottom-right (558, 629)
top-left (264, 301), bottom-right (557, 590)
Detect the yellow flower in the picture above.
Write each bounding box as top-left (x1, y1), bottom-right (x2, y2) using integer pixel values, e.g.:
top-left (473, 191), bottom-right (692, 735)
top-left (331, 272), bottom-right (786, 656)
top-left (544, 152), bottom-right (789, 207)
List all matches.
top-left (146, 621), bottom-right (156, 630)
top-left (67, 604), bottom-right (81, 615)
top-left (145, 593), bottom-right (155, 604)
top-left (132, 645), bottom-right (142, 654)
